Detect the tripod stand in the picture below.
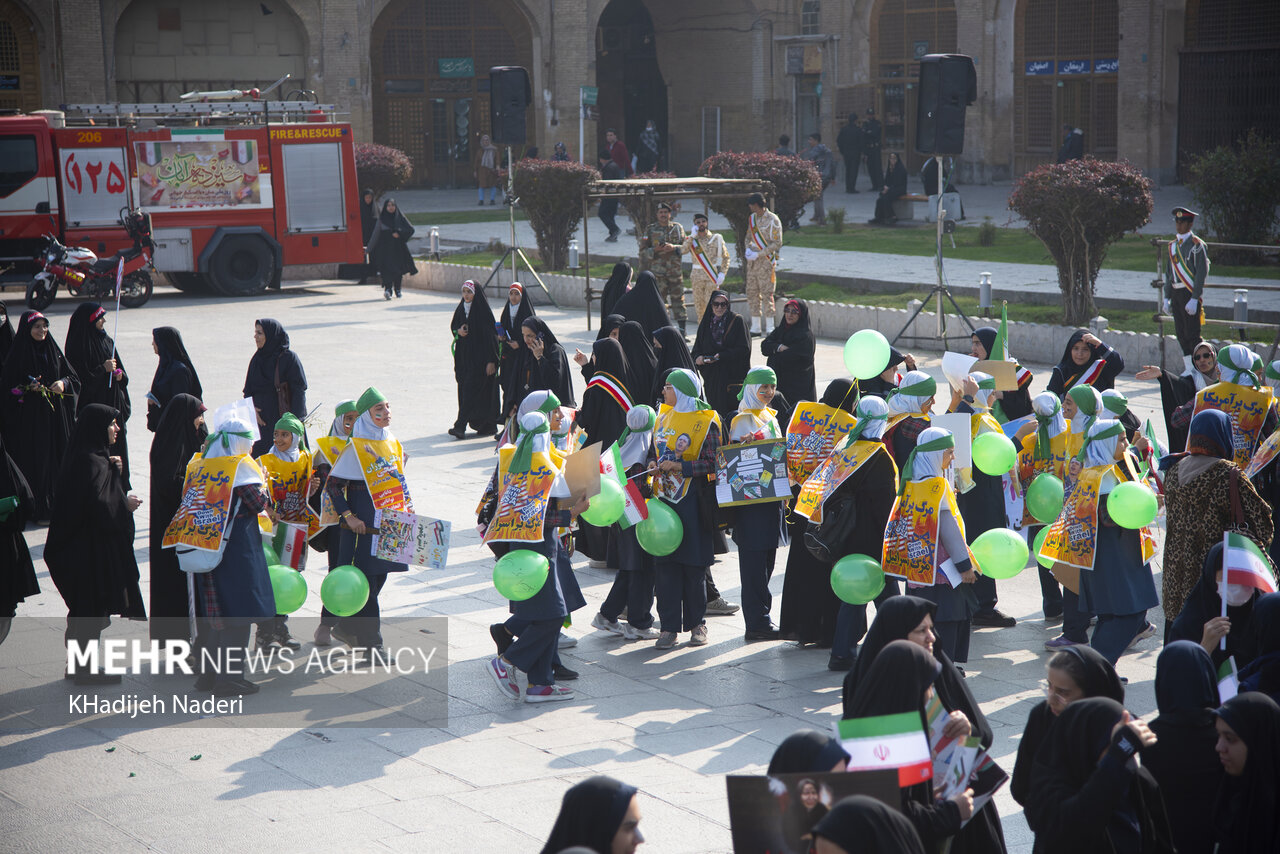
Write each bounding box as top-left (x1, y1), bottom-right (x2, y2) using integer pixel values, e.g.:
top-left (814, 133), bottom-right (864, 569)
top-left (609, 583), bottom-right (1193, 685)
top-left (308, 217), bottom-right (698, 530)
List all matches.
top-left (892, 154), bottom-right (975, 347)
top-left (480, 146), bottom-right (558, 307)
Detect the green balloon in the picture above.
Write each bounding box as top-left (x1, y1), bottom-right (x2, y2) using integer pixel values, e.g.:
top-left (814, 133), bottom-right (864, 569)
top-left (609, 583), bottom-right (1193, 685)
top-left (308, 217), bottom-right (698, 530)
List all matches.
top-left (636, 498), bottom-right (683, 556)
top-left (1107, 481), bottom-right (1158, 529)
top-left (830, 553), bottom-right (885, 605)
top-left (843, 329), bottom-right (891, 381)
top-left (1026, 474), bottom-right (1065, 524)
top-left (970, 528), bottom-right (1030, 580)
top-left (1033, 526), bottom-right (1054, 569)
top-left (262, 542), bottom-right (280, 567)
top-left (321, 565), bottom-right (370, 617)
top-left (268, 564), bottom-right (308, 614)
top-left (972, 431), bottom-right (1017, 476)
top-left (581, 476), bottom-right (625, 526)
top-left (493, 549), bottom-right (550, 602)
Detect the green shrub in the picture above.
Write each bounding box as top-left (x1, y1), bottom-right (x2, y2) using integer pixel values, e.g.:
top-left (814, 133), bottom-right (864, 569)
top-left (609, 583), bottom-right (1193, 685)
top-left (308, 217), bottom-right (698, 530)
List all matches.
top-left (977, 217), bottom-right (997, 247)
top-left (1008, 158), bottom-right (1152, 326)
top-left (698, 151), bottom-right (821, 265)
top-left (828, 207), bottom-right (847, 234)
top-left (354, 143), bottom-right (413, 198)
top-left (511, 159), bottom-right (599, 270)
top-left (1186, 129), bottom-right (1280, 263)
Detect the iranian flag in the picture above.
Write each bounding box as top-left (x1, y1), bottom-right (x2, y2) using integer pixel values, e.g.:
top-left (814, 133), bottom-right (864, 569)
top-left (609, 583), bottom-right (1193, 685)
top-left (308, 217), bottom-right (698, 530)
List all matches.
top-left (1223, 532), bottom-right (1277, 594)
top-left (602, 442), bottom-right (648, 529)
top-left (836, 712), bottom-right (932, 787)
top-left (1217, 657), bottom-right (1239, 703)
top-left (272, 522), bottom-right (308, 571)
top-left (989, 302), bottom-right (1032, 388)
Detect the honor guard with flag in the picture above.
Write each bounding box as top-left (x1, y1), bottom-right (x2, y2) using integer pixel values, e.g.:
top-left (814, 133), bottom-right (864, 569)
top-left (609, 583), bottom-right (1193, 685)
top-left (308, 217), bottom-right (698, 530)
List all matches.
top-left (1163, 207), bottom-right (1211, 368)
top-left (639, 203), bottom-right (688, 334)
top-left (743, 192), bottom-right (783, 337)
top-left (682, 212), bottom-right (730, 321)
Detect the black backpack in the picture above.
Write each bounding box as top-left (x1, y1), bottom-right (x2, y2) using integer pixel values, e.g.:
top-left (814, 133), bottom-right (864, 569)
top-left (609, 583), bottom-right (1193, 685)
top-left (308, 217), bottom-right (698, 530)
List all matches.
top-left (803, 494), bottom-right (858, 564)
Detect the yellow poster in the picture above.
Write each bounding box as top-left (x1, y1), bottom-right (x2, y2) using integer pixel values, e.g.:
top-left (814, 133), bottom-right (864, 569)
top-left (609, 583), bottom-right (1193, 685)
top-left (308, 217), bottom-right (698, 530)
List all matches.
top-left (795, 441), bottom-right (893, 524)
top-left (314, 436), bottom-right (348, 468)
top-left (162, 455), bottom-right (260, 551)
top-left (1039, 466), bottom-right (1106, 571)
top-left (259, 451), bottom-right (322, 540)
top-left (1193, 383), bottom-right (1275, 468)
top-left (786, 402), bottom-right (857, 486)
top-left (351, 438), bottom-right (413, 513)
top-left (882, 476), bottom-right (968, 586)
top-left (1245, 430), bottom-right (1280, 479)
top-left (483, 450), bottom-right (558, 544)
top-left (654, 405), bottom-right (719, 502)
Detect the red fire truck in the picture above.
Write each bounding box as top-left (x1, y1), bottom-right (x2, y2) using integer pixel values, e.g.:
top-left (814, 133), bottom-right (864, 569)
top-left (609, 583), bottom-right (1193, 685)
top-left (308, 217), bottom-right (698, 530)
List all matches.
top-left (0, 101), bottom-right (365, 297)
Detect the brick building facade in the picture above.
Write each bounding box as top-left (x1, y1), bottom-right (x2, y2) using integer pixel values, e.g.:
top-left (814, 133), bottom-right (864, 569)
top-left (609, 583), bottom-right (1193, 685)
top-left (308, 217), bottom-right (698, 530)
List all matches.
top-left (5, 0), bottom-right (1276, 187)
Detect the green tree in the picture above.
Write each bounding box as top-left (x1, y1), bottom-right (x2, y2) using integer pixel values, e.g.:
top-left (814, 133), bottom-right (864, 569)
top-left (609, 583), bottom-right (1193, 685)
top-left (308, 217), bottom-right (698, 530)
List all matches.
top-left (1008, 159), bottom-right (1153, 326)
top-left (1186, 129), bottom-right (1280, 263)
top-left (511, 159), bottom-right (599, 270)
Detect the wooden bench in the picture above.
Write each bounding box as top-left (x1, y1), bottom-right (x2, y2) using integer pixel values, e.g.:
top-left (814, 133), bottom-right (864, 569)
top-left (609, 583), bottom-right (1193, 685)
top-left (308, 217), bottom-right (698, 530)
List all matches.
top-left (893, 194), bottom-right (929, 221)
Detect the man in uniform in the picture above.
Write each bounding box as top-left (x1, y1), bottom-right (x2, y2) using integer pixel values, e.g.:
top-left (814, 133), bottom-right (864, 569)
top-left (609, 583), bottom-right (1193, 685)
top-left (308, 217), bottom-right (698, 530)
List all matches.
top-left (640, 202), bottom-right (688, 333)
top-left (1164, 206), bottom-right (1211, 372)
top-left (743, 192), bottom-right (783, 336)
top-left (837, 113), bottom-right (864, 193)
top-left (862, 107), bottom-right (883, 192)
top-left (683, 212), bottom-right (730, 321)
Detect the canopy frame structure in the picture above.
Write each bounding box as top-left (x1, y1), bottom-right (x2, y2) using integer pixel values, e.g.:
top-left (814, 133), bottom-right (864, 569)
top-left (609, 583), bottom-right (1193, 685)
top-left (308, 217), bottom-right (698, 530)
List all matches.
top-left (580, 177), bottom-right (775, 329)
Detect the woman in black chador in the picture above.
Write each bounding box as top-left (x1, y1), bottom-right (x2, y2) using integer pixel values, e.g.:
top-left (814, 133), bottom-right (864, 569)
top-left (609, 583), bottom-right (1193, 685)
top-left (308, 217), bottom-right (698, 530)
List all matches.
top-left (367, 198), bottom-right (416, 299)
top-left (243, 318), bottom-right (307, 457)
top-left (148, 394), bottom-right (206, 642)
top-left (691, 288), bottom-right (751, 424)
top-left (0, 311), bottom-right (80, 522)
top-left (65, 302), bottom-right (132, 486)
top-left (147, 326), bottom-right (201, 431)
top-left (448, 281), bottom-right (500, 438)
top-left (44, 404), bottom-right (145, 685)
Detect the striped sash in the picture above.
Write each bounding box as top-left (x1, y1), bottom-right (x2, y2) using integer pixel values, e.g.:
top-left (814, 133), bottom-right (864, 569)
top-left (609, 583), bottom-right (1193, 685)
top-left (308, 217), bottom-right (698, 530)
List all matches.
top-left (1067, 359), bottom-right (1107, 389)
top-left (748, 213), bottom-right (769, 255)
top-left (689, 237), bottom-right (718, 280)
top-left (1169, 239), bottom-right (1196, 291)
top-left (586, 370), bottom-right (633, 413)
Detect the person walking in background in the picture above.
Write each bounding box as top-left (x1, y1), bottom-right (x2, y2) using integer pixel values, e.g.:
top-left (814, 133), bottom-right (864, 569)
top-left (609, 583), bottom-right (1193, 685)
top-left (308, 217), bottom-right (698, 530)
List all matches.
top-left (774, 134), bottom-right (795, 156)
top-left (473, 133), bottom-right (500, 206)
top-left (837, 113), bottom-right (864, 193)
top-left (359, 188), bottom-right (376, 247)
top-left (801, 133), bottom-right (834, 226)
top-left (862, 108), bottom-right (883, 190)
top-left (367, 199), bottom-right (416, 300)
top-left (744, 192), bottom-right (783, 337)
top-left (683, 212), bottom-right (729, 322)
top-left (449, 281), bottom-right (500, 439)
top-left (1056, 124), bottom-right (1084, 163)
top-left (605, 128), bottom-right (633, 176)
top-left (636, 119), bottom-right (660, 173)
top-left (551, 141), bottom-right (569, 162)
top-left (596, 149), bottom-right (624, 242)
top-left (1163, 207), bottom-right (1211, 370)
top-left (638, 202), bottom-right (687, 336)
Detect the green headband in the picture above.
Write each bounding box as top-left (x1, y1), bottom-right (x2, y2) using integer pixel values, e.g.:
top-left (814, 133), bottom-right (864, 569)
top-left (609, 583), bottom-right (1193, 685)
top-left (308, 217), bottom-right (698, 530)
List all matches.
top-left (737, 366), bottom-right (778, 400)
top-left (1267, 361), bottom-right (1280, 382)
top-left (890, 376), bottom-right (937, 401)
top-left (899, 433), bottom-right (955, 495)
top-left (275, 413), bottom-right (304, 436)
top-left (356, 387), bottom-right (387, 415)
top-left (1068, 385), bottom-right (1099, 415)
top-left (334, 400), bottom-right (357, 417)
top-left (1034, 399), bottom-right (1061, 461)
top-left (669, 370), bottom-right (713, 411)
top-left (845, 410), bottom-right (888, 444)
top-left (975, 376), bottom-right (996, 391)
top-left (204, 428), bottom-right (252, 456)
top-left (1100, 391), bottom-right (1128, 416)
top-left (536, 392), bottom-right (562, 414)
top-left (509, 420), bottom-right (549, 474)
top-left (1077, 421), bottom-right (1125, 462)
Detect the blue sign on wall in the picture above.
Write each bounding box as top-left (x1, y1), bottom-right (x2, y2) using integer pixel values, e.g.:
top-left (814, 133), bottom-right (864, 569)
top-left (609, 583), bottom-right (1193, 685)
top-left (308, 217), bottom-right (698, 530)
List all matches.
top-left (1024, 61), bottom-right (1053, 76)
top-left (1094, 58), bottom-right (1119, 74)
top-left (1057, 60), bottom-right (1091, 75)
top-left (438, 58), bottom-right (474, 78)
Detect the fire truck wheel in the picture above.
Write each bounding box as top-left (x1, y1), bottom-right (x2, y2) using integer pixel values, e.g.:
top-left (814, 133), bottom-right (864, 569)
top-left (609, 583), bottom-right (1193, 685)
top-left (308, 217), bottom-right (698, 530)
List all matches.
top-left (120, 271), bottom-right (153, 308)
top-left (208, 235), bottom-right (274, 297)
top-left (167, 272), bottom-right (210, 292)
top-left (26, 278), bottom-right (56, 311)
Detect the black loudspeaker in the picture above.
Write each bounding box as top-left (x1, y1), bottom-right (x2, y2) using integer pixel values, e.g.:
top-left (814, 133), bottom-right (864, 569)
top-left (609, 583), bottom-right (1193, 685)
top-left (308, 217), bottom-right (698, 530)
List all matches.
top-left (915, 54), bottom-right (977, 155)
top-left (489, 66), bottom-right (531, 146)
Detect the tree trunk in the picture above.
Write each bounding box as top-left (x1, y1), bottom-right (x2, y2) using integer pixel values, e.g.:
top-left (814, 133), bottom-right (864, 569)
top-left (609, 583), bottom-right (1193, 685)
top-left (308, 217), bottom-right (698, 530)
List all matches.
top-left (1059, 261), bottom-right (1096, 327)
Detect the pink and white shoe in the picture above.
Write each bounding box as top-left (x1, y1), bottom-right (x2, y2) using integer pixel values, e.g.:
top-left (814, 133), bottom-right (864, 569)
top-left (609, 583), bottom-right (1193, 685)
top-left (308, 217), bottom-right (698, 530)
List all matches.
top-left (487, 656), bottom-right (519, 700)
top-left (524, 684), bottom-right (575, 703)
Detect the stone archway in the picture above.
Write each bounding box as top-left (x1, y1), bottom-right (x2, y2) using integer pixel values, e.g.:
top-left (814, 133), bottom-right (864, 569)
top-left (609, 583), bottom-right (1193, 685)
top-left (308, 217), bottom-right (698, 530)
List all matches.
top-left (0, 0), bottom-right (41, 113)
top-left (371, 0), bottom-right (535, 188)
top-left (113, 0), bottom-right (308, 103)
top-left (596, 0), bottom-right (667, 172)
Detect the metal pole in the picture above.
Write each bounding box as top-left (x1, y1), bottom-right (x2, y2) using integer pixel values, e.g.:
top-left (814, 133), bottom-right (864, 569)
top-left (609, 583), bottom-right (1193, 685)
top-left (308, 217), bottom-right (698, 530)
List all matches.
top-left (935, 155), bottom-right (944, 341)
top-left (507, 146), bottom-right (517, 284)
top-left (578, 87), bottom-right (585, 164)
top-left (583, 192), bottom-right (593, 330)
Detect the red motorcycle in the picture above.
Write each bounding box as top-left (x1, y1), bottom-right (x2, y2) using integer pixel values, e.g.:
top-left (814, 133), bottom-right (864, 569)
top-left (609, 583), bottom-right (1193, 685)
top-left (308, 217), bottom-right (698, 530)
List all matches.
top-left (26, 207), bottom-right (155, 310)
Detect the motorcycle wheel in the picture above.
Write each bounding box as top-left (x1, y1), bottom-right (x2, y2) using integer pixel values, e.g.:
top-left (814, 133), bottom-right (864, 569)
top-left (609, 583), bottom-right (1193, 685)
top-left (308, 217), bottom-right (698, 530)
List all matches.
top-left (26, 278), bottom-right (56, 311)
top-left (119, 271), bottom-right (153, 308)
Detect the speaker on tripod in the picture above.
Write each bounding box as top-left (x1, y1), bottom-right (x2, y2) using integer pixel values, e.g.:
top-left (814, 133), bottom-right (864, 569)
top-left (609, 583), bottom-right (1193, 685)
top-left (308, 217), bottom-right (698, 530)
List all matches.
top-left (914, 54), bottom-right (976, 155)
top-left (489, 66), bottom-right (530, 146)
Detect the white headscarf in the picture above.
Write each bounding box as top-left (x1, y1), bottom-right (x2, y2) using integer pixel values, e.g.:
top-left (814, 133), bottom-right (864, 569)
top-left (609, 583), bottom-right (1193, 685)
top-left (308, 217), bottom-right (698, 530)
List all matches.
top-left (668, 368), bottom-right (707, 413)
top-left (204, 416), bottom-right (262, 487)
top-left (854, 395), bottom-right (891, 441)
top-left (887, 370), bottom-right (935, 417)
top-left (970, 371), bottom-right (995, 410)
top-left (1220, 343), bottom-right (1261, 387)
top-left (518, 390), bottom-right (558, 420)
top-left (1032, 392), bottom-right (1068, 437)
top-left (269, 429), bottom-right (301, 463)
top-left (912, 426), bottom-right (953, 481)
top-left (619, 405), bottom-right (656, 468)
top-left (1082, 418), bottom-right (1124, 469)
top-left (516, 411), bottom-right (570, 498)
top-left (1185, 341), bottom-right (1217, 390)
top-left (352, 410), bottom-right (391, 441)
top-left (330, 406), bottom-right (393, 479)
top-left (1268, 359), bottom-right (1280, 393)
top-left (328, 402), bottom-right (355, 438)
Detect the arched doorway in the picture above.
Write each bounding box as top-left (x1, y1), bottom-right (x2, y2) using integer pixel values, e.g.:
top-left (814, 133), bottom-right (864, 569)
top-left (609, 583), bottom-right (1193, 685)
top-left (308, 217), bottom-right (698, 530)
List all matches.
top-left (1177, 0), bottom-right (1280, 178)
top-left (869, 0), bottom-right (957, 172)
top-left (597, 0), bottom-right (667, 172)
top-left (0, 0), bottom-right (41, 113)
top-left (1013, 0), bottom-right (1118, 176)
top-left (372, 0), bottom-right (534, 188)
top-left (114, 0), bottom-right (307, 103)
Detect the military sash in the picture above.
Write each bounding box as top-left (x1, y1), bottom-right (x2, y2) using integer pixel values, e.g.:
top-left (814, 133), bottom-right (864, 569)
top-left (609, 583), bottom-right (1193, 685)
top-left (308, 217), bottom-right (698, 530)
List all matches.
top-left (483, 447), bottom-right (559, 544)
top-left (688, 236), bottom-right (720, 281)
top-left (163, 455), bottom-right (263, 552)
top-left (654, 404), bottom-right (719, 501)
top-left (1168, 237), bottom-right (1205, 291)
top-left (796, 440), bottom-right (895, 524)
top-left (747, 212), bottom-right (775, 261)
top-left (882, 476), bottom-right (971, 586)
top-left (786, 402), bottom-right (857, 486)
top-left (1192, 382), bottom-right (1274, 468)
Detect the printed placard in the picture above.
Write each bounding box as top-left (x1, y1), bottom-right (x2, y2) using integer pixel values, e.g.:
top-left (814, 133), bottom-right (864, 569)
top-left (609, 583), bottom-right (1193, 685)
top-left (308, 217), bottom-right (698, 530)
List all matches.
top-left (726, 771), bottom-right (900, 854)
top-left (372, 510), bottom-right (452, 569)
top-left (716, 438), bottom-right (792, 507)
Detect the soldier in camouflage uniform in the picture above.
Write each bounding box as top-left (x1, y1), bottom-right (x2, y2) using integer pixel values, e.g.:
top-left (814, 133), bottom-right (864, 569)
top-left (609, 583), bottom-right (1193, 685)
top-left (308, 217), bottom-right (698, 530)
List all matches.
top-left (639, 202), bottom-right (688, 333)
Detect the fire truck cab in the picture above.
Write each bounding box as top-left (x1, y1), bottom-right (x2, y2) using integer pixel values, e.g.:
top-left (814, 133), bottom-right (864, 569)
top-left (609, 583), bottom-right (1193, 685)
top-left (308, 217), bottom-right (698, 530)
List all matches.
top-left (0, 101), bottom-right (365, 296)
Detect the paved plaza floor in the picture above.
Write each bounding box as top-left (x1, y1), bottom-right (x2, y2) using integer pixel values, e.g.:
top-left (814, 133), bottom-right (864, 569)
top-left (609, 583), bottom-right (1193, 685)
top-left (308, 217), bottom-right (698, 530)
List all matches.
top-left (0, 282), bottom-right (1170, 853)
